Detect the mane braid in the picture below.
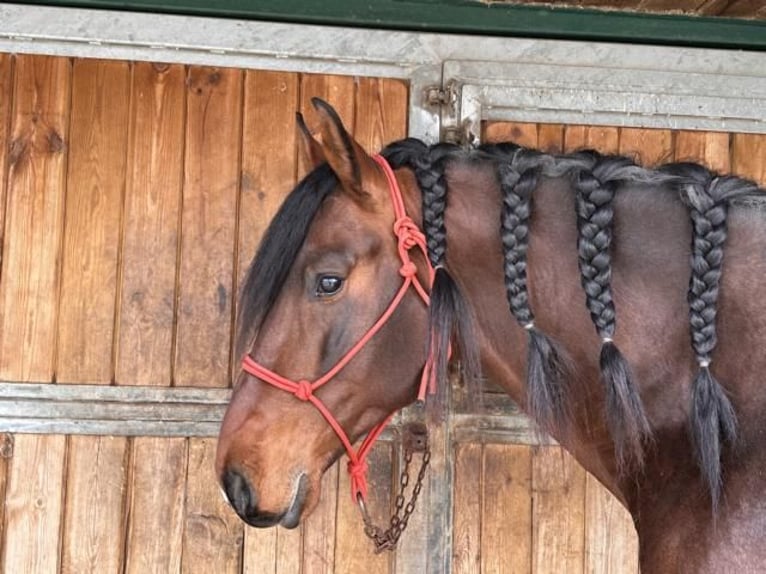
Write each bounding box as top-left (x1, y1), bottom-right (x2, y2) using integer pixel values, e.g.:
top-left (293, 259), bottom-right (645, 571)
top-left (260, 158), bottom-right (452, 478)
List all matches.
top-left (485, 145), bottom-right (572, 435)
top-left (408, 143), bottom-right (481, 395)
top-left (664, 163), bottom-right (739, 511)
top-left (572, 152), bottom-right (652, 471)
top-left (236, 164), bottom-right (337, 359)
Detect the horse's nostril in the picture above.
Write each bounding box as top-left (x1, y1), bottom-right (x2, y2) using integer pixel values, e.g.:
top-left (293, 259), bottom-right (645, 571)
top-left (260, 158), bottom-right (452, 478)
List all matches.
top-left (222, 469), bottom-right (255, 517)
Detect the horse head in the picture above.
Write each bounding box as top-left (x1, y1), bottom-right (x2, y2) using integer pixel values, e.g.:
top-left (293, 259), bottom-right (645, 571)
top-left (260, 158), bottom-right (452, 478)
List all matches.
top-left (215, 99), bottom-right (432, 528)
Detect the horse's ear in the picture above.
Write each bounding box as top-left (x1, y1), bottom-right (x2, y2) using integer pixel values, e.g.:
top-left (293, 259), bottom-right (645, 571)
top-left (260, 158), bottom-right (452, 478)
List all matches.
top-left (311, 97), bottom-right (381, 207)
top-left (296, 112), bottom-right (326, 169)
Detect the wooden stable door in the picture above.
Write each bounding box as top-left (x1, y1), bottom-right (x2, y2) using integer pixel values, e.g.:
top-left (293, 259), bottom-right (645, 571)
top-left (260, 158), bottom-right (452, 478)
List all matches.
top-left (1, 51), bottom-right (764, 574)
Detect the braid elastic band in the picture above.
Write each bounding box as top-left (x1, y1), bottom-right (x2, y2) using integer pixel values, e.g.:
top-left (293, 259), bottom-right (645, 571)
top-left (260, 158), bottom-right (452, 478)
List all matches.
top-left (699, 359), bottom-right (711, 368)
top-left (602, 337), bottom-right (613, 343)
top-left (524, 322), bottom-right (535, 331)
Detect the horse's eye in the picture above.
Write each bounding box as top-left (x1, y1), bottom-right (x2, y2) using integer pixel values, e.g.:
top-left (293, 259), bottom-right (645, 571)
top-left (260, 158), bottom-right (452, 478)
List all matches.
top-left (316, 275), bottom-right (344, 297)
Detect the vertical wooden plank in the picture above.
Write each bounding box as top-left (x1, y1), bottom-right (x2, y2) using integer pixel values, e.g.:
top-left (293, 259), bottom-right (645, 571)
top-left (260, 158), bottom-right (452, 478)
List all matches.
top-left (531, 446), bottom-right (586, 574)
top-left (584, 475), bottom-right (638, 574)
top-left (353, 77), bottom-right (408, 152)
top-left (275, 526), bottom-right (303, 574)
top-left (0, 434), bottom-right (12, 569)
top-left (235, 70), bottom-right (299, 365)
top-left (298, 73), bottom-right (356, 176)
top-left (174, 66), bottom-right (242, 388)
top-left (484, 122), bottom-right (538, 148)
top-left (452, 443), bottom-right (481, 574)
top-left (124, 438), bottom-right (187, 574)
top-left (564, 125), bottom-right (619, 154)
top-left (0, 55), bottom-right (70, 382)
top-left (61, 436), bottom-right (129, 574)
top-left (537, 125), bottom-right (565, 154)
top-left (731, 134), bottom-right (766, 186)
top-left (56, 59), bottom-right (130, 383)
top-left (116, 62), bottom-right (185, 386)
top-left (335, 443), bottom-right (393, 574)
top-left (675, 131), bottom-right (730, 173)
top-left (242, 526), bottom-right (277, 574)
top-left (0, 54), bottom-right (13, 282)
top-left (182, 438), bottom-right (243, 574)
top-left (619, 127), bottom-right (673, 166)
top-left (302, 465), bottom-right (339, 574)
top-left (3, 434), bottom-right (66, 574)
top-left (481, 444), bottom-right (532, 574)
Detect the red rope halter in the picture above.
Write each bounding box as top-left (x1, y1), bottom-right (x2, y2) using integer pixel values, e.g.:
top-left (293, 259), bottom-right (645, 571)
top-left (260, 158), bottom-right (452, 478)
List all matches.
top-left (242, 154), bottom-right (436, 502)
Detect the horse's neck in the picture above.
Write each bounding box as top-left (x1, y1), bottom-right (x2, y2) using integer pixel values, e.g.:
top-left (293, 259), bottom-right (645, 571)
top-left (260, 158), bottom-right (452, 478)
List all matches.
top-left (439, 160), bottom-right (766, 569)
top-left (442, 164), bottom-right (624, 494)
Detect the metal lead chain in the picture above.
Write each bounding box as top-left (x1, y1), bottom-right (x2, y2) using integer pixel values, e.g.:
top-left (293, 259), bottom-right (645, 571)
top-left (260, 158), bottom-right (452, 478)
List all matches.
top-left (358, 423), bottom-right (431, 553)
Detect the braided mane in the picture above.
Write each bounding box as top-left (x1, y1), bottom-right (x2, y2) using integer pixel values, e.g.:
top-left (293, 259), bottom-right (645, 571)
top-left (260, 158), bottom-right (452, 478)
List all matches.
top-left (382, 137), bottom-right (764, 506)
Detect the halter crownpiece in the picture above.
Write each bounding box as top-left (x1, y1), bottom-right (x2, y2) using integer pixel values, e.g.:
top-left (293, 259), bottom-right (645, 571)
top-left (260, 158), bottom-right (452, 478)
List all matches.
top-left (241, 154), bottom-right (436, 510)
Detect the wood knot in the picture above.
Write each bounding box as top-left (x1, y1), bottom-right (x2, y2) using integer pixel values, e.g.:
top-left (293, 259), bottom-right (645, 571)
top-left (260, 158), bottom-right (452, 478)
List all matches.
top-left (0, 434), bottom-right (13, 459)
top-left (207, 71), bottom-right (221, 86)
top-left (8, 138), bottom-right (28, 166)
top-left (47, 130), bottom-right (65, 153)
top-left (152, 62), bottom-right (171, 73)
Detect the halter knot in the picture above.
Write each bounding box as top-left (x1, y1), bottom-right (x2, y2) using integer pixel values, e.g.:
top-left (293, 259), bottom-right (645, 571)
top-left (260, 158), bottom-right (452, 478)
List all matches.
top-left (348, 459), bottom-right (369, 500)
top-left (399, 261), bottom-right (417, 278)
top-left (294, 380), bottom-right (313, 402)
top-left (394, 217), bottom-right (423, 250)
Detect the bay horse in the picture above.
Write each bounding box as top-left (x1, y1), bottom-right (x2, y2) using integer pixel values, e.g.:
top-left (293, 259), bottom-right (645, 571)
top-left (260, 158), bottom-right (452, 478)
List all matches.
top-left (216, 98), bottom-right (766, 572)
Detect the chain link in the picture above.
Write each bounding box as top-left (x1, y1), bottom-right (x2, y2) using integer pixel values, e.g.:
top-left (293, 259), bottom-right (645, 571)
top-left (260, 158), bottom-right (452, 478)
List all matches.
top-left (358, 428), bottom-right (431, 553)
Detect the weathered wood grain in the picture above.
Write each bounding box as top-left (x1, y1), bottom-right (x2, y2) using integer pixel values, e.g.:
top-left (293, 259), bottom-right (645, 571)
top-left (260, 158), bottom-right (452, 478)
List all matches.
top-left (235, 69), bottom-right (299, 364)
top-left (732, 133), bottom-right (766, 186)
top-left (482, 444), bottom-right (532, 574)
top-left (485, 121), bottom-right (538, 147)
top-left (275, 525), bottom-right (303, 574)
top-left (124, 437), bottom-right (187, 574)
top-left (354, 77), bottom-right (409, 152)
top-left (298, 73), bottom-right (355, 177)
top-left (619, 127), bottom-right (673, 166)
top-left (242, 526), bottom-right (277, 574)
top-left (0, 54), bottom-right (13, 288)
top-left (2, 434), bottom-right (66, 574)
top-left (181, 438), bottom-right (243, 574)
top-left (565, 125), bottom-right (619, 153)
top-left (116, 62), bottom-right (185, 386)
top-left (61, 436), bottom-right (129, 574)
top-left (584, 475), bottom-right (638, 574)
top-left (56, 58), bottom-right (130, 384)
top-left (675, 131), bottom-right (730, 173)
top-left (302, 464), bottom-right (339, 574)
top-left (531, 446), bottom-right (586, 574)
top-left (452, 443), bottom-right (481, 574)
top-left (174, 66), bottom-right (242, 388)
top-left (0, 434), bottom-right (11, 569)
top-left (0, 55), bottom-right (70, 382)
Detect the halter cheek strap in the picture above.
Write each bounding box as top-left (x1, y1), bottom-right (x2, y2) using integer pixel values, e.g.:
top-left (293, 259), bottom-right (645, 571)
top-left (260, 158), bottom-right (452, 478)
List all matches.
top-left (241, 154), bottom-right (436, 502)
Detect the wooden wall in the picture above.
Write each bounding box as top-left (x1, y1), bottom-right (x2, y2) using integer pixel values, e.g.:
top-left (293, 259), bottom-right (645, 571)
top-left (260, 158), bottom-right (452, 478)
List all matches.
top-left (0, 52), bottom-right (764, 573)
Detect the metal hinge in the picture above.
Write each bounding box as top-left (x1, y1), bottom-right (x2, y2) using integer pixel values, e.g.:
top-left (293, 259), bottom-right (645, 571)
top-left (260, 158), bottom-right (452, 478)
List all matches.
top-left (424, 81), bottom-right (473, 146)
top-left (424, 81), bottom-right (458, 112)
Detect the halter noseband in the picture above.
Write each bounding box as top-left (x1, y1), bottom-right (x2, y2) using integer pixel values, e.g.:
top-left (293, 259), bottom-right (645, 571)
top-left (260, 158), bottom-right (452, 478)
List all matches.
top-left (241, 154), bottom-right (436, 503)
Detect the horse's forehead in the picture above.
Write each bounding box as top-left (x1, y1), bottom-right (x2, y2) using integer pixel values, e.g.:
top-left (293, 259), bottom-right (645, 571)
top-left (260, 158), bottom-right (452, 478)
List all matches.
top-left (308, 190), bottom-right (389, 246)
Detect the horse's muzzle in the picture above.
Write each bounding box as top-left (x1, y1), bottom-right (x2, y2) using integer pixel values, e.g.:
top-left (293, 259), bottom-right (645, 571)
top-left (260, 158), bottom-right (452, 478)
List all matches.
top-left (222, 468), bottom-right (307, 529)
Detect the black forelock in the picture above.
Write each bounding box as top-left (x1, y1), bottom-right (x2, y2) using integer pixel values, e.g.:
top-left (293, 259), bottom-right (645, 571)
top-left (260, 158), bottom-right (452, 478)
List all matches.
top-left (236, 163), bottom-right (338, 358)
